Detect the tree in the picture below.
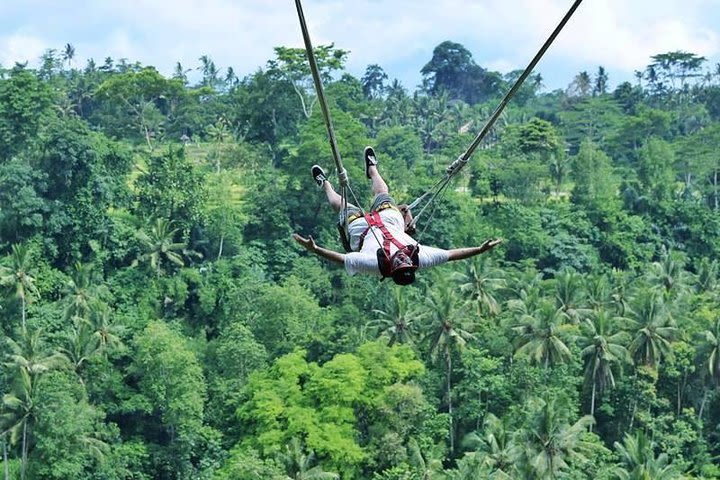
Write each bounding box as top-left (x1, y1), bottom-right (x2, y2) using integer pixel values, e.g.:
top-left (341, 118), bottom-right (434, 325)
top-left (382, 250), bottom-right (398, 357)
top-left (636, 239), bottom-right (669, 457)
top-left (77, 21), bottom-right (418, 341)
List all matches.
top-left (637, 137), bottom-right (676, 204)
top-left (567, 71), bottom-right (592, 98)
top-left (626, 291), bottom-right (677, 368)
top-left (62, 43), bottom-right (75, 70)
top-left (0, 67), bottom-right (53, 159)
top-left (424, 282), bottom-right (474, 453)
top-left (95, 67), bottom-right (184, 148)
top-left (512, 302), bottom-right (574, 369)
top-left (133, 218), bottom-right (187, 276)
top-left (570, 139), bottom-right (620, 209)
top-left (421, 41), bottom-right (502, 104)
top-left (462, 413), bottom-right (520, 478)
top-left (646, 250), bottom-right (692, 299)
top-left (132, 321), bottom-right (208, 479)
top-left (1, 328), bottom-right (64, 480)
top-left (593, 66), bottom-right (608, 96)
top-left (369, 287), bottom-right (419, 346)
top-left (0, 244), bottom-right (39, 330)
top-left (613, 431), bottom-right (680, 479)
top-left (647, 51), bottom-right (706, 92)
top-left (276, 437), bottom-right (339, 480)
top-left (0, 158), bottom-right (48, 245)
top-left (697, 317), bottom-right (720, 419)
top-left (361, 64), bottom-right (388, 99)
top-left (453, 256), bottom-right (505, 318)
top-left (198, 54), bottom-right (220, 90)
top-left (267, 45), bottom-right (348, 118)
top-left (134, 146), bottom-right (207, 235)
top-left (517, 396), bottom-right (594, 479)
top-left (578, 310), bottom-right (631, 423)
top-left (61, 262), bottom-right (106, 322)
top-left (553, 269), bottom-right (592, 323)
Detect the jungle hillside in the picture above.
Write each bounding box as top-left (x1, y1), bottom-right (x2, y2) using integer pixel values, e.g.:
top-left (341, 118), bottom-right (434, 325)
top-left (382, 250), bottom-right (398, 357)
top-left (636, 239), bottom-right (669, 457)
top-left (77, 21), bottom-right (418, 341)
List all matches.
top-left (1, 40), bottom-right (720, 479)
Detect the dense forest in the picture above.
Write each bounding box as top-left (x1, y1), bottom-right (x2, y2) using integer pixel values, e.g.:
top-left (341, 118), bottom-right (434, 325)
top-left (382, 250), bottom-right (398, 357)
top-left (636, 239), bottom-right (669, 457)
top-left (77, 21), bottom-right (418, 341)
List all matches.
top-left (0, 37), bottom-right (720, 479)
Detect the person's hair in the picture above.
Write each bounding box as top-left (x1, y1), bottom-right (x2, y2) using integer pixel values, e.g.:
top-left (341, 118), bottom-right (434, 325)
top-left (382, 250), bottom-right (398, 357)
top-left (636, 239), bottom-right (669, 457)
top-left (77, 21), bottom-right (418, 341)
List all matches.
top-left (391, 268), bottom-right (416, 285)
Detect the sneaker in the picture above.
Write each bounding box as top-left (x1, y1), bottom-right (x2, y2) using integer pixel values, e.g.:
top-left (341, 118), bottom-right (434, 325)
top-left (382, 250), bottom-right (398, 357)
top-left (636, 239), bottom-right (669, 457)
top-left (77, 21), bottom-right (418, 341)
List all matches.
top-left (311, 165), bottom-right (327, 187)
top-left (364, 146), bottom-right (378, 179)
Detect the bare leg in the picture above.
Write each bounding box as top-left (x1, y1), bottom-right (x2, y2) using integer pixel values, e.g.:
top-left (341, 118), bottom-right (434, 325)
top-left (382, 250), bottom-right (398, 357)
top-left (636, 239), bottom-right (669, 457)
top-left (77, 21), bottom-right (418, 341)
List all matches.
top-left (322, 181), bottom-right (344, 212)
top-left (368, 165), bottom-right (389, 195)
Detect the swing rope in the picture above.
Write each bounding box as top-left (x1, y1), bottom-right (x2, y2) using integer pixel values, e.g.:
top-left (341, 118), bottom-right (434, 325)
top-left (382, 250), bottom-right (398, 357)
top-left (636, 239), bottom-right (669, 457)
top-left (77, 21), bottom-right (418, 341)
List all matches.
top-left (294, 0), bottom-right (386, 252)
top-left (407, 0), bottom-right (584, 232)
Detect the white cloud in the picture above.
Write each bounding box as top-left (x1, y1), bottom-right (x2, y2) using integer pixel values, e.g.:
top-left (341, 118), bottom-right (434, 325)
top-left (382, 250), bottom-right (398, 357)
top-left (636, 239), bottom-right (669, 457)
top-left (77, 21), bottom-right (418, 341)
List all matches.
top-left (1, 0), bottom-right (718, 89)
top-left (0, 33), bottom-right (48, 67)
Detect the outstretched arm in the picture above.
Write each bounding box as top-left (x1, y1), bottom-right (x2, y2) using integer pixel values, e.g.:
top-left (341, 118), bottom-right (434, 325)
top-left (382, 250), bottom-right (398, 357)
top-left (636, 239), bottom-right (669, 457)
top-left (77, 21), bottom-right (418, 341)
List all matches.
top-left (292, 233), bottom-right (345, 265)
top-left (447, 238), bottom-right (502, 262)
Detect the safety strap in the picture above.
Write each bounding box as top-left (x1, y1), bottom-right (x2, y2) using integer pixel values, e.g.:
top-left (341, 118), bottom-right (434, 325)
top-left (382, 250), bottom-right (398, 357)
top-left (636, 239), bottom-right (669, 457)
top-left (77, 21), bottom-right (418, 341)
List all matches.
top-left (359, 211), bottom-right (406, 258)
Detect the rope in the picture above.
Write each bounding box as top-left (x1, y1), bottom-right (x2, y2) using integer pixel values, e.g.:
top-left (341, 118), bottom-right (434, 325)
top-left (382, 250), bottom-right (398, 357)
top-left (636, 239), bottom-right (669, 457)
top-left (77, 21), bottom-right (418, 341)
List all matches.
top-left (295, 0), bottom-right (389, 256)
top-left (294, 0), bottom-right (347, 187)
top-left (410, 0), bottom-right (584, 225)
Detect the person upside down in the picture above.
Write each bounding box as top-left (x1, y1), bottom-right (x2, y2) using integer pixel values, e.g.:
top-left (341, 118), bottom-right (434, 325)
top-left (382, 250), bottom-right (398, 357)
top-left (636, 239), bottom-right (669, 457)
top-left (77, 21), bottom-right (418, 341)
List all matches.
top-left (293, 146), bottom-right (502, 286)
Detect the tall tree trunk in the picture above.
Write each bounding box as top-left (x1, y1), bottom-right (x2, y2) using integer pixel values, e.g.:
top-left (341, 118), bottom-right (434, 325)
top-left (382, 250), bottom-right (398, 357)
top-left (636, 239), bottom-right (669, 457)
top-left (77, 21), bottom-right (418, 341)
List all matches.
top-left (589, 381), bottom-right (596, 432)
top-left (698, 389), bottom-right (709, 420)
top-left (21, 421), bottom-right (27, 480)
top-left (21, 296), bottom-right (26, 330)
top-left (217, 234), bottom-right (225, 261)
top-left (3, 432), bottom-right (8, 480)
top-left (446, 352), bottom-right (454, 454)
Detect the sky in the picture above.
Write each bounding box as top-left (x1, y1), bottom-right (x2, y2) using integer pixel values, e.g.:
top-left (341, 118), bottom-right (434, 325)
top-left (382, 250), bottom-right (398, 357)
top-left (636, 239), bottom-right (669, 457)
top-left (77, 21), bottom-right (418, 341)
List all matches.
top-left (1, 0), bottom-right (719, 92)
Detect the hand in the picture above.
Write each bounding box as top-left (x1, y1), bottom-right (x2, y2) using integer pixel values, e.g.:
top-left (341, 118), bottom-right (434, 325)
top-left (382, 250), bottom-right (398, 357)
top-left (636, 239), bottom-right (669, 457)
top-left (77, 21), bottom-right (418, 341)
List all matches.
top-left (292, 233), bottom-right (317, 252)
top-left (479, 238), bottom-right (502, 252)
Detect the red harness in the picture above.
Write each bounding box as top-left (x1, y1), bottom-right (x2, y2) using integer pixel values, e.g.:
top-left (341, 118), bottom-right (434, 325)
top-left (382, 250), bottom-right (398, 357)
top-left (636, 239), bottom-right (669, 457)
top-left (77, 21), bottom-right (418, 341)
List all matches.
top-left (360, 211), bottom-right (407, 257)
top-left (359, 211), bottom-right (419, 278)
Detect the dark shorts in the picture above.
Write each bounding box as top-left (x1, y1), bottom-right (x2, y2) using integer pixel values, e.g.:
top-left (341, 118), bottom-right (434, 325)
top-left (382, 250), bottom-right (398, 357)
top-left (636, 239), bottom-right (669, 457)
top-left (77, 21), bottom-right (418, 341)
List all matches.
top-left (339, 193), bottom-right (398, 225)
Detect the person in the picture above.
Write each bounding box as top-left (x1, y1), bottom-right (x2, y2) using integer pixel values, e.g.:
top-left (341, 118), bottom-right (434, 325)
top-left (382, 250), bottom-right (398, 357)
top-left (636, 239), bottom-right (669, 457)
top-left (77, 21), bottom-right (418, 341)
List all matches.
top-left (293, 146), bottom-right (502, 285)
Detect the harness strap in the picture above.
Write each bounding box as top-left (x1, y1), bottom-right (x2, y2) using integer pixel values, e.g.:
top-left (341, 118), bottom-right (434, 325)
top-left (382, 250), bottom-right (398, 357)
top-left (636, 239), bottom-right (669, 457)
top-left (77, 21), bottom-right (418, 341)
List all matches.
top-left (364, 211), bottom-right (405, 259)
top-left (347, 202), bottom-right (397, 225)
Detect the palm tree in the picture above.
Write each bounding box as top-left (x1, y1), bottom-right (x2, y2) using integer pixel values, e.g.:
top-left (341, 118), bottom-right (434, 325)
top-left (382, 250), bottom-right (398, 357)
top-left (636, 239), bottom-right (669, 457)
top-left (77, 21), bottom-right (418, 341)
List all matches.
top-left (61, 262), bottom-right (105, 321)
top-left (407, 437), bottom-right (445, 480)
top-left (554, 269), bottom-right (592, 323)
top-left (609, 269), bottom-right (632, 316)
top-left (134, 218), bottom-right (186, 276)
top-left (613, 431), bottom-right (679, 479)
top-left (0, 244), bottom-right (39, 330)
top-left (518, 397), bottom-right (594, 479)
top-left (276, 437), bottom-right (339, 480)
top-left (2, 328), bottom-right (63, 480)
top-left (369, 287), bottom-right (418, 346)
top-left (512, 302), bottom-right (574, 369)
top-left (62, 43), bottom-right (75, 70)
top-left (548, 154), bottom-right (571, 195)
top-left (424, 282), bottom-right (474, 453)
top-left (88, 306), bottom-right (122, 353)
top-left (577, 310), bottom-right (631, 424)
top-left (695, 257), bottom-right (718, 294)
top-left (646, 250), bottom-right (692, 299)
top-left (626, 292), bottom-right (677, 368)
top-left (462, 413), bottom-right (520, 478)
top-left (1, 369), bottom-right (33, 480)
top-left (453, 256), bottom-right (505, 318)
top-left (584, 274), bottom-right (612, 312)
top-left (697, 317), bottom-right (720, 418)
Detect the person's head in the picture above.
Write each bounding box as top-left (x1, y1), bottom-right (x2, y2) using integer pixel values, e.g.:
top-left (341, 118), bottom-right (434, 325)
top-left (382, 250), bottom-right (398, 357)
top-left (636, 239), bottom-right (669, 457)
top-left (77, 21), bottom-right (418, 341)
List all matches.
top-left (389, 248), bottom-right (417, 285)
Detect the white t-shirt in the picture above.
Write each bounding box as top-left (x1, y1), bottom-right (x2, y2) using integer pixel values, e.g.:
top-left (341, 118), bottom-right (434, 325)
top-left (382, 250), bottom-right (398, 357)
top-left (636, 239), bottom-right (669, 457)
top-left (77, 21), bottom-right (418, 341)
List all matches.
top-left (344, 208), bottom-right (449, 277)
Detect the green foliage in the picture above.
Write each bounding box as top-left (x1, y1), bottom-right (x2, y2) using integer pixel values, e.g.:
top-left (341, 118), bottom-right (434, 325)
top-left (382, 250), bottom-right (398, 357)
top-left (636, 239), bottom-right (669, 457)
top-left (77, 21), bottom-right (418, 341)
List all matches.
top-left (0, 67), bottom-right (54, 159)
top-left (2, 40), bottom-right (720, 480)
top-left (134, 146), bottom-right (207, 237)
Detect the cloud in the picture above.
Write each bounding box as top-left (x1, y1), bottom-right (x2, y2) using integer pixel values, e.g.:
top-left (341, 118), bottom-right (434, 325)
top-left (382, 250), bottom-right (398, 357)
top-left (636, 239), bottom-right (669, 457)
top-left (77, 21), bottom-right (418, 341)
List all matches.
top-left (0, 33), bottom-right (47, 67)
top-left (0, 0), bottom-right (718, 90)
